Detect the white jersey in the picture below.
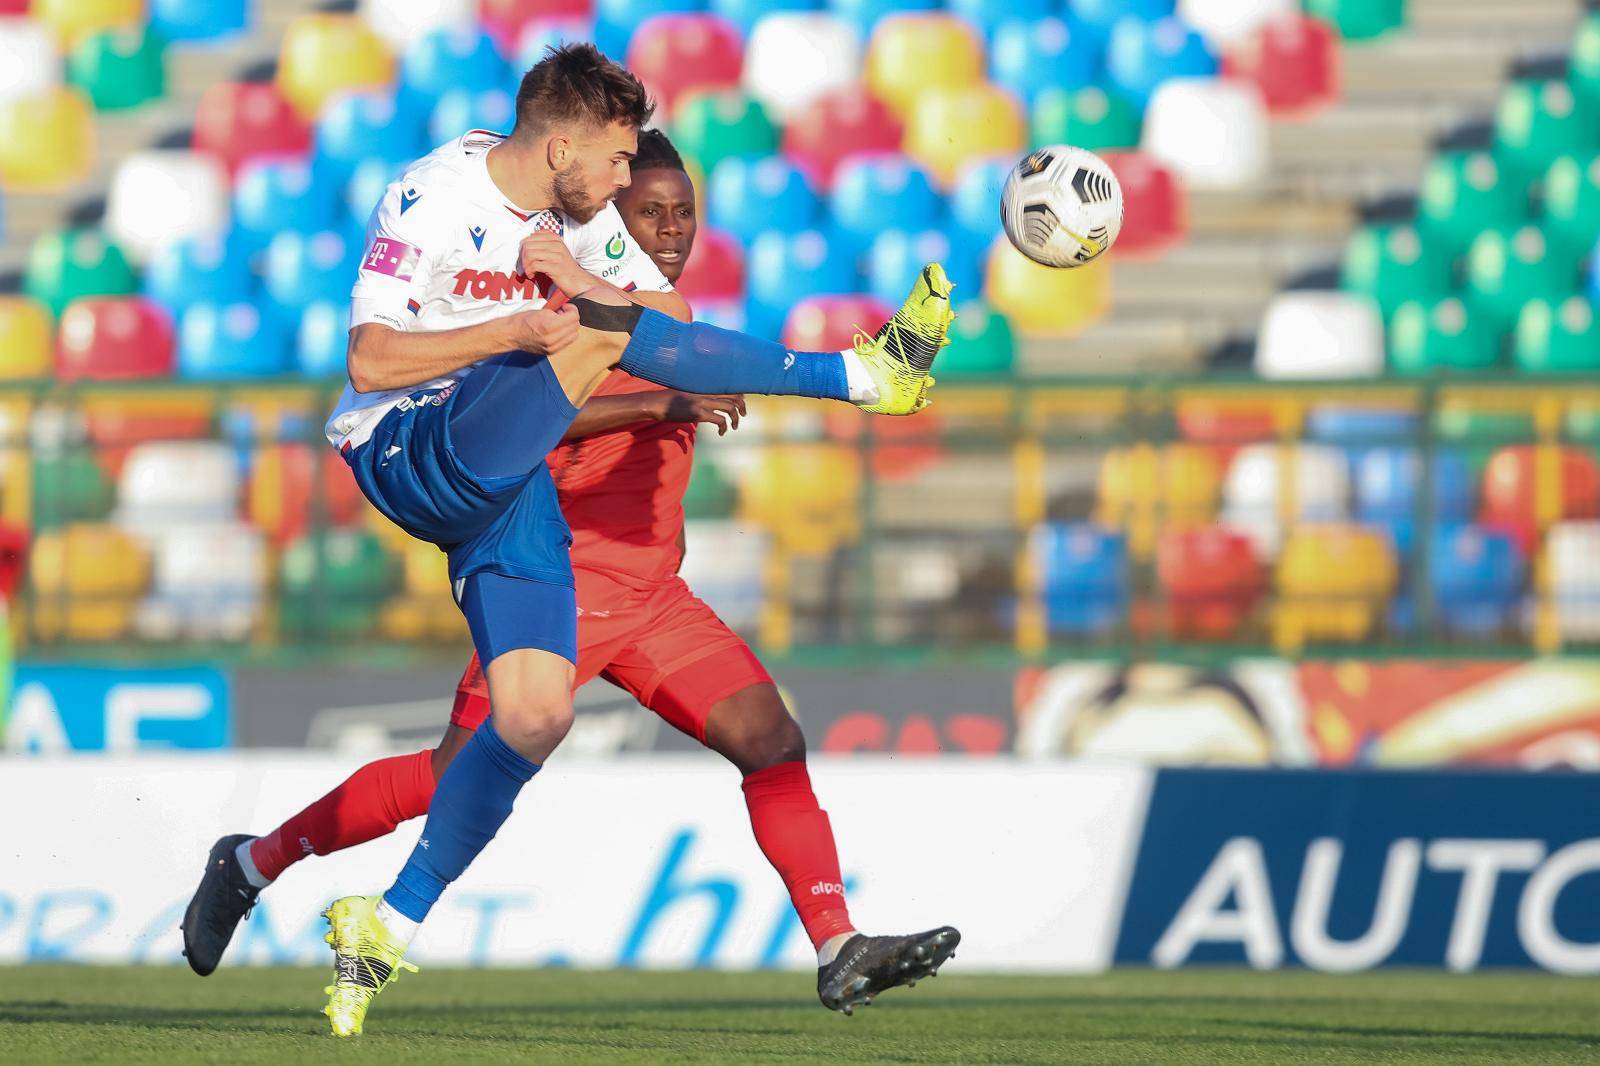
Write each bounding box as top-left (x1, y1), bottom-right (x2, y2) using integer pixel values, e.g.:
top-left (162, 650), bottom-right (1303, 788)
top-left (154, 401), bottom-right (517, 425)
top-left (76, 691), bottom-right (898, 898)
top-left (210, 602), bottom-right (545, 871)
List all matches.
top-left (324, 130), bottom-right (674, 449)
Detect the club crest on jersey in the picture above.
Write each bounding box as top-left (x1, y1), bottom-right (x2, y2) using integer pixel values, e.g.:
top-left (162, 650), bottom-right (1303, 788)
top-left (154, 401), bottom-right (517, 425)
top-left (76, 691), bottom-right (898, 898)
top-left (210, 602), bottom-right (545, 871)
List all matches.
top-left (399, 188), bottom-right (421, 214)
top-left (605, 234), bottom-right (626, 259)
top-left (469, 225), bottom-right (486, 251)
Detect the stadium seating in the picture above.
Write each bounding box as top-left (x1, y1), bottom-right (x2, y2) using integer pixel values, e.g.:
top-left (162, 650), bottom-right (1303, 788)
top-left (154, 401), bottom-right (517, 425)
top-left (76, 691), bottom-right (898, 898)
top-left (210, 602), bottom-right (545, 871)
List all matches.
top-left (1574, 13), bottom-right (1600, 110)
top-left (1222, 443), bottom-right (1350, 558)
top-left (941, 301), bottom-right (1015, 376)
top-left (1428, 523), bottom-right (1525, 637)
top-left (947, 157), bottom-right (1007, 256)
top-left (68, 26), bottom-right (165, 111)
top-left (136, 521), bottom-right (266, 641)
top-left (1547, 520), bottom-right (1600, 641)
top-left (1031, 84), bottom-right (1142, 154)
top-left (297, 300), bottom-right (354, 378)
top-left (1417, 151), bottom-right (1527, 261)
top-left (707, 156), bottom-right (822, 242)
top-left (249, 443), bottom-right (364, 544)
top-left (832, 0), bottom-right (941, 40)
top-left (30, 522), bottom-right (149, 642)
top-left (401, 25), bottom-right (507, 109)
top-left (1031, 522), bottom-right (1128, 636)
top-left (1226, 13), bottom-right (1339, 116)
top-left (1102, 152), bottom-right (1185, 258)
top-left (1141, 78), bottom-right (1267, 189)
top-left (1516, 296), bottom-right (1600, 374)
top-left (55, 298), bottom-right (176, 382)
top-left (105, 151), bottom-right (230, 263)
top-left (144, 234), bottom-right (255, 317)
top-left (359, 0), bottom-right (477, 52)
top-left (262, 230), bottom-right (362, 324)
top-left (429, 87), bottom-right (516, 147)
top-left (745, 228), bottom-right (857, 337)
top-left (315, 92), bottom-right (429, 184)
top-left (1156, 525), bottom-right (1263, 640)
top-left (1481, 445), bottom-right (1600, 554)
top-left (1069, 0), bottom-right (1172, 33)
top-left (1493, 79), bottom-right (1597, 189)
top-left (904, 83), bottom-right (1025, 186)
top-left (1355, 446), bottom-right (1475, 554)
top-left (113, 441), bottom-right (240, 544)
top-left (1106, 16), bottom-right (1217, 111)
top-left (595, 0), bottom-right (705, 59)
top-left (1273, 524), bottom-right (1397, 647)
top-left (866, 228), bottom-right (983, 309)
top-left (990, 17), bottom-right (1102, 108)
top-left (742, 13), bottom-right (861, 123)
top-left (1542, 153), bottom-right (1600, 260)
top-left (1178, 0), bottom-right (1293, 47)
top-left (740, 443), bottom-right (861, 556)
top-left (0, 298), bottom-right (53, 380)
top-left (782, 84), bottom-right (904, 188)
top-left (1304, 0), bottom-right (1403, 41)
top-left (1463, 225), bottom-right (1576, 335)
top-left (673, 227), bottom-right (745, 302)
top-left (0, 86), bottom-right (95, 191)
top-left (628, 14), bottom-right (744, 117)
top-left (0, 19), bottom-right (57, 104)
top-left (193, 82), bottom-right (312, 176)
top-left (985, 240), bottom-right (1109, 336)
top-left (177, 302), bottom-right (291, 379)
top-left (1341, 223), bottom-right (1453, 323)
top-left (867, 14), bottom-right (985, 119)
top-left (279, 528), bottom-right (397, 639)
top-left (678, 518), bottom-right (768, 630)
top-left (830, 156), bottom-right (942, 255)
top-left (150, 0), bottom-right (249, 43)
top-left (671, 91), bottom-right (780, 175)
top-left (32, 0), bottom-right (143, 49)
top-left (233, 158), bottom-right (337, 252)
top-left (1254, 292), bottom-right (1385, 379)
top-left (1389, 297), bottom-right (1501, 375)
top-left (784, 294), bottom-right (894, 353)
top-left (277, 15), bottom-right (396, 121)
top-left (25, 228), bottom-right (138, 316)
top-left (1098, 442), bottom-right (1221, 558)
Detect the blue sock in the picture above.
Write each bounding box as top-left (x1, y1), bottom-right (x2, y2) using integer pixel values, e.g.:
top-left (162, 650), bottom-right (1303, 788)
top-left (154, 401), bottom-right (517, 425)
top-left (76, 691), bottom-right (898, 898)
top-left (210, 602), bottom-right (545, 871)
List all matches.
top-left (618, 309), bottom-right (851, 401)
top-left (382, 718), bottom-right (538, 923)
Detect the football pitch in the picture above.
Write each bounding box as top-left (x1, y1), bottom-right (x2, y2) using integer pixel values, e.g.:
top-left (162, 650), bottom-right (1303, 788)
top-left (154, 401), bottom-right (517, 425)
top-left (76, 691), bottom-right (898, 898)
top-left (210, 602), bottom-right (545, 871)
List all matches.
top-left (1, 967), bottom-right (1595, 1064)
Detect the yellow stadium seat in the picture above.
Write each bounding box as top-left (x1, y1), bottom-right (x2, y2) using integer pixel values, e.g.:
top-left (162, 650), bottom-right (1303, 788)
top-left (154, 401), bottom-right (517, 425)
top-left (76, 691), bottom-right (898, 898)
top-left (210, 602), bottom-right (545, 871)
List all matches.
top-left (30, 522), bottom-right (150, 641)
top-left (904, 83), bottom-right (1026, 187)
top-left (0, 298), bottom-right (52, 380)
top-left (277, 15), bottom-right (395, 121)
top-left (1096, 443), bottom-right (1221, 558)
top-left (0, 87), bottom-right (94, 191)
top-left (1273, 524), bottom-right (1397, 649)
top-left (381, 540), bottom-right (464, 641)
top-left (985, 239), bottom-right (1110, 336)
top-left (866, 15), bottom-right (985, 120)
top-left (32, 0), bottom-right (142, 49)
top-left (740, 444), bottom-right (861, 556)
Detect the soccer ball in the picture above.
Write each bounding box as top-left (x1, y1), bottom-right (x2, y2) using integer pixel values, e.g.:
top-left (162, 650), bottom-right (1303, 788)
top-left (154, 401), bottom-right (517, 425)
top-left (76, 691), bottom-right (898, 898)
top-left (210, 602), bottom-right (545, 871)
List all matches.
top-left (999, 145), bottom-right (1124, 269)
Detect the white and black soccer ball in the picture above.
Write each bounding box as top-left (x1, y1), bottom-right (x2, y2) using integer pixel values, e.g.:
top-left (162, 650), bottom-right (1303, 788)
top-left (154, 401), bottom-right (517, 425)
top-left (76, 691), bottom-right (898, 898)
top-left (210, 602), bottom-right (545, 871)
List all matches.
top-left (1000, 145), bottom-right (1124, 269)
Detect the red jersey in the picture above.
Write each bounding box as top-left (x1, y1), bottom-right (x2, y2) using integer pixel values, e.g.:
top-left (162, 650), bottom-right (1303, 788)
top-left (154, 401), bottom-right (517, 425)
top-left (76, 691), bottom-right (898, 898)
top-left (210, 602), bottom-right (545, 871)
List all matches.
top-left (547, 370), bottom-right (694, 589)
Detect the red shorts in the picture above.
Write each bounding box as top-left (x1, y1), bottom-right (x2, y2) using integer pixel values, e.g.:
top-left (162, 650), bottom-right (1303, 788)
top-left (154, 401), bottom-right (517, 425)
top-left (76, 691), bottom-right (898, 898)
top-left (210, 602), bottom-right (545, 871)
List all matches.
top-left (450, 567), bottom-right (772, 743)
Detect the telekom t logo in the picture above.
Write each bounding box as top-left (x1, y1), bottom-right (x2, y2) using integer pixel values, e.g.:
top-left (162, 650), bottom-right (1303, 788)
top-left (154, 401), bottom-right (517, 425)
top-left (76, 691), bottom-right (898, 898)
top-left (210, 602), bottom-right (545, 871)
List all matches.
top-left (363, 238), bottom-right (421, 282)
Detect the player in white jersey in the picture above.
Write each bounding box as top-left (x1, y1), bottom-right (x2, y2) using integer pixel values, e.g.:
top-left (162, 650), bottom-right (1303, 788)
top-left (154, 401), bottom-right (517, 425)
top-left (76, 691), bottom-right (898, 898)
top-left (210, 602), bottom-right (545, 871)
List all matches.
top-left (315, 43), bottom-right (957, 1037)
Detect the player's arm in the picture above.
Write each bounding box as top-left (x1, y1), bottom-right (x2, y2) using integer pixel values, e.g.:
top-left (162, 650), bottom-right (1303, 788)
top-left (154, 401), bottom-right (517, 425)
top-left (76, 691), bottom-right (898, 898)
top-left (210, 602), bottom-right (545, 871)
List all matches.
top-left (561, 391), bottom-right (745, 440)
top-left (346, 309), bottom-right (578, 393)
top-left (520, 232), bottom-right (691, 322)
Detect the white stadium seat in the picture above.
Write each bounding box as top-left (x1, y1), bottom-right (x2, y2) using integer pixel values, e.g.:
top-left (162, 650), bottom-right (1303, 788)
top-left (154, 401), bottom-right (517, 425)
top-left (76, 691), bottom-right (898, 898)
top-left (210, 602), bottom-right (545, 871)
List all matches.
top-left (1178, 0), bottom-right (1295, 48)
top-left (114, 441), bottom-right (240, 540)
top-left (678, 519), bottom-right (768, 631)
top-left (0, 18), bottom-right (58, 104)
top-left (742, 13), bottom-right (862, 122)
top-left (1547, 521), bottom-right (1600, 641)
top-left (358, 0), bottom-right (475, 52)
top-left (105, 150), bottom-right (229, 263)
top-left (1221, 443), bottom-right (1350, 557)
top-left (1142, 77), bottom-right (1268, 189)
top-left (1255, 292), bottom-right (1386, 380)
top-left (136, 521), bottom-right (266, 642)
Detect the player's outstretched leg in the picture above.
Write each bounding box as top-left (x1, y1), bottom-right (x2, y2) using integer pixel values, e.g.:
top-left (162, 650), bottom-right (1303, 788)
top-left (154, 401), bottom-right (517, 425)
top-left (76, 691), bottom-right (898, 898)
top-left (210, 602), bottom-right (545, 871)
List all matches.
top-left (817, 927), bottom-right (962, 1015)
top-left (322, 894), bottom-right (419, 1037)
top-left (180, 834), bottom-right (262, 976)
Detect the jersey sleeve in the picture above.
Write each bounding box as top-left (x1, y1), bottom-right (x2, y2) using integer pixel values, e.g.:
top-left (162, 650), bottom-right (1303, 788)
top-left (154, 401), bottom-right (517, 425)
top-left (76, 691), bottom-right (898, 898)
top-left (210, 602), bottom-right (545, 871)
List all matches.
top-left (349, 181), bottom-right (437, 332)
top-left (572, 202), bottom-right (673, 294)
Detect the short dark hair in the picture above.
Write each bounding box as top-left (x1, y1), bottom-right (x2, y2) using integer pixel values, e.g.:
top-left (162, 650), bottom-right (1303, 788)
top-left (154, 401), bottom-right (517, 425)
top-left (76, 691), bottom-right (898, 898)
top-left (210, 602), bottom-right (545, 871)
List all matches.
top-left (513, 43), bottom-right (655, 138)
top-left (632, 128), bottom-right (686, 174)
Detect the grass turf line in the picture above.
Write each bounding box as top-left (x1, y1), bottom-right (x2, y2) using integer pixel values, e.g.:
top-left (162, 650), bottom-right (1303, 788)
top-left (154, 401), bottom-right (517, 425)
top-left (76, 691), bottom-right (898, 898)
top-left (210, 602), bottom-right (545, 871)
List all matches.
top-left (1, 967), bottom-right (1596, 1064)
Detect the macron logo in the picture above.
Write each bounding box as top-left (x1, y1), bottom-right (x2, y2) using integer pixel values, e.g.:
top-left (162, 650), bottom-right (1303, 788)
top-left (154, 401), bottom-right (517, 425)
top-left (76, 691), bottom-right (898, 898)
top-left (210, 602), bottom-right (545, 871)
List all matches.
top-left (400, 188), bottom-right (421, 214)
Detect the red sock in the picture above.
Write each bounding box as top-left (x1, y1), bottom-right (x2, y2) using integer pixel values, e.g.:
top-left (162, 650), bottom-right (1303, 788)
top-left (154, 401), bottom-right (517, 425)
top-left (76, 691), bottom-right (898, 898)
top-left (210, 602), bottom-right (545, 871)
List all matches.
top-left (249, 748), bottom-right (437, 883)
top-left (742, 760), bottom-right (856, 949)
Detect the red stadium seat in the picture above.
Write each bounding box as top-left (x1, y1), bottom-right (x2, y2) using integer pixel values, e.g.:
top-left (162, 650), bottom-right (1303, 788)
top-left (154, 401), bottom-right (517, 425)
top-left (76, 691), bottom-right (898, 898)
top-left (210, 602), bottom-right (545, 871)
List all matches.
top-left (249, 443), bottom-right (366, 544)
top-left (674, 227), bottom-right (744, 301)
top-left (782, 84), bottom-right (904, 191)
top-left (1156, 525), bottom-right (1264, 640)
top-left (192, 82), bottom-right (311, 176)
top-left (1224, 14), bottom-right (1340, 116)
top-left (783, 294), bottom-right (895, 351)
top-left (480, 0), bottom-right (593, 50)
top-left (1102, 152), bottom-right (1187, 258)
top-left (1175, 397), bottom-right (1278, 446)
top-left (55, 297), bottom-right (176, 381)
top-left (1481, 445), bottom-right (1600, 553)
top-left (627, 15), bottom-right (744, 119)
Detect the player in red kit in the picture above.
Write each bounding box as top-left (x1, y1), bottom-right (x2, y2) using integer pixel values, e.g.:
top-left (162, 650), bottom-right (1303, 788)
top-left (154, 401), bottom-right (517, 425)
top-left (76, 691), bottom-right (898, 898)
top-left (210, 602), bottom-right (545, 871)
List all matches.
top-left (183, 129), bottom-right (956, 1015)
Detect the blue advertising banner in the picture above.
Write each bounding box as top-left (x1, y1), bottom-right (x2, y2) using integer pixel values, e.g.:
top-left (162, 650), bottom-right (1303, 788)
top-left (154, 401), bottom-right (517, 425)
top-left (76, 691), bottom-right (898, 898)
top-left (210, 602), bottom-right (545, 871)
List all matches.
top-left (2, 665), bottom-right (231, 752)
top-left (1115, 769), bottom-right (1600, 973)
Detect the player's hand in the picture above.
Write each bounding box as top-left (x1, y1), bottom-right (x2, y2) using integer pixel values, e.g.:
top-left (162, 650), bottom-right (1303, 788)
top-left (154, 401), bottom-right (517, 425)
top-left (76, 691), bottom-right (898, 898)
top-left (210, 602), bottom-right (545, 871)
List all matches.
top-left (519, 232), bottom-right (594, 298)
top-left (653, 392), bottom-right (746, 435)
top-left (504, 303), bottom-right (580, 354)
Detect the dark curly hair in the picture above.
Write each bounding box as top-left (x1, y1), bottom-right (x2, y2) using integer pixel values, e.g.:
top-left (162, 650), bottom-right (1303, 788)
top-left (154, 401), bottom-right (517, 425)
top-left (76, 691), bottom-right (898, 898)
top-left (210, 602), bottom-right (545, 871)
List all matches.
top-left (513, 43), bottom-right (655, 138)
top-left (632, 128), bottom-right (686, 174)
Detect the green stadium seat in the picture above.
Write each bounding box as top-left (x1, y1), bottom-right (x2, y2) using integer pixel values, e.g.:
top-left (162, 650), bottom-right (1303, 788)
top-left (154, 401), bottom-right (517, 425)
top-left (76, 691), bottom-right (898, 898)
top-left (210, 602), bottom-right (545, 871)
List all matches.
top-left (1303, 0), bottom-right (1405, 41)
top-left (1569, 14), bottom-right (1600, 111)
top-left (23, 228), bottom-right (138, 317)
top-left (1464, 224), bottom-right (1577, 333)
top-left (671, 91), bottom-right (780, 175)
top-left (1493, 79), bottom-right (1599, 187)
top-left (681, 460), bottom-right (738, 520)
top-left (1433, 405), bottom-right (1535, 444)
top-left (32, 452), bottom-right (114, 530)
top-left (1340, 223), bottom-right (1453, 321)
top-left (278, 528), bottom-right (397, 639)
top-left (1417, 151), bottom-right (1528, 260)
top-left (1389, 297), bottom-right (1501, 375)
top-left (68, 27), bottom-right (165, 111)
top-left (1541, 154), bottom-right (1600, 260)
top-left (1566, 399), bottom-right (1600, 442)
top-left (1030, 85), bottom-right (1142, 153)
top-left (941, 300), bottom-right (1016, 376)
top-left (1515, 295), bottom-right (1600, 374)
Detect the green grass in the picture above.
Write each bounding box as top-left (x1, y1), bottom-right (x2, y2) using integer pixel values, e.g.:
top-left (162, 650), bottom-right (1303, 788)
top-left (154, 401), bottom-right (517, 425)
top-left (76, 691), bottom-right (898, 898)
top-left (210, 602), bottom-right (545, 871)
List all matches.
top-left (0, 967), bottom-right (1595, 1064)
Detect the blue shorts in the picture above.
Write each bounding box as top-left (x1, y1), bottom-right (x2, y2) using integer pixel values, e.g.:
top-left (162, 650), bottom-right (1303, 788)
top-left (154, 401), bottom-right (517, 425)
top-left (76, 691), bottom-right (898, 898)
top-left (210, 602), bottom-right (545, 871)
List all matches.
top-left (459, 571), bottom-right (578, 666)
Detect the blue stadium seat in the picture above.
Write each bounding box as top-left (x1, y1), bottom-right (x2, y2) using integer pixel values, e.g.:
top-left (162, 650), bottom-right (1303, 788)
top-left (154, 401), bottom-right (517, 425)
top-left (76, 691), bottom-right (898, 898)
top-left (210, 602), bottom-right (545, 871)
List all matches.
top-left (712, 0), bottom-right (823, 35)
top-left (316, 92), bottom-right (429, 186)
top-left (990, 17), bottom-right (1103, 107)
top-left (865, 227), bottom-right (983, 308)
top-left (1355, 447), bottom-right (1474, 556)
top-left (829, 155), bottom-right (943, 257)
top-left (1428, 524), bottom-right (1525, 636)
top-left (1034, 522), bottom-right (1128, 635)
top-left (144, 233), bottom-right (256, 316)
top-left (234, 159), bottom-right (338, 251)
top-left (948, 156), bottom-right (1009, 258)
top-left (829, 0), bottom-right (940, 41)
top-left (430, 88), bottom-right (517, 144)
top-left (1069, 0), bottom-right (1173, 32)
top-left (297, 300), bottom-right (351, 378)
top-left (513, 20), bottom-right (595, 76)
top-left (1106, 15), bottom-right (1217, 110)
top-left (1306, 405), bottom-right (1420, 443)
top-left (150, 0), bottom-right (249, 42)
top-left (745, 228), bottom-right (857, 338)
top-left (178, 302), bottom-right (291, 379)
top-left (345, 157), bottom-right (411, 228)
top-left (595, 0), bottom-right (706, 61)
top-left (950, 0), bottom-right (1054, 41)
top-left (401, 26), bottom-right (509, 111)
top-left (263, 229), bottom-right (361, 323)
top-left (707, 156), bottom-right (823, 242)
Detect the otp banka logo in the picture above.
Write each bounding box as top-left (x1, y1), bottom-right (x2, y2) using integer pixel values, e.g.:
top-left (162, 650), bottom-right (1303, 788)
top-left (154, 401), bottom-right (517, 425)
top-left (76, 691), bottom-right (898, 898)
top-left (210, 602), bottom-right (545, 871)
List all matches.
top-left (1115, 770), bottom-right (1600, 974)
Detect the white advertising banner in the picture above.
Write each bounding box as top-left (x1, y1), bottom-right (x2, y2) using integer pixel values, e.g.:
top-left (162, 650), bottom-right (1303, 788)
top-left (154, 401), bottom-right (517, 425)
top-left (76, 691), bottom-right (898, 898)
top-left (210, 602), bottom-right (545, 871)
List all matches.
top-left (0, 755), bottom-right (1152, 971)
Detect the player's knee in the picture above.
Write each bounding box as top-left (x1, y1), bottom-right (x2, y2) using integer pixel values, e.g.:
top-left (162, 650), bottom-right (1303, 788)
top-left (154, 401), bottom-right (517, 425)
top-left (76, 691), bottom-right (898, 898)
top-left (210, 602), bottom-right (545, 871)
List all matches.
top-left (710, 685), bottom-right (806, 773)
top-left (488, 686), bottom-right (574, 753)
